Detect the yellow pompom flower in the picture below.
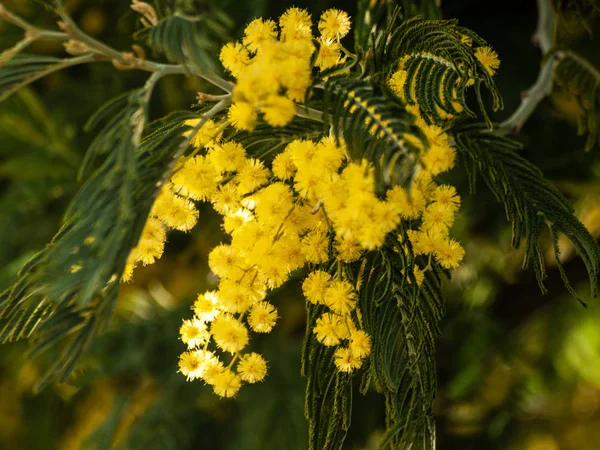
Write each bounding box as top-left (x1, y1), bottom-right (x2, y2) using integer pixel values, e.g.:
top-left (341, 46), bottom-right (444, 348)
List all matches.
top-left (207, 141), bottom-right (247, 174)
top-left (475, 46), bottom-right (500, 76)
top-left (334, 347), bottom-right (363, 372)
top-left (228, 102), bottom-right (257, 131)
top-left (421, 202), bottom-right (455, 235)
top-left (422, 144), bottom-right (456, 175)
top-left (235, 158), bottom-right (271, 195)
top-left (315, 38), bottom-right (343, 70)
top-left (193, 291), bottom-right (221, 322)
top-left (434, 238), bottom-right (465, 269)
top-left (302, 270), bottom-right (332, 304)
top-left (261, 95), bottom-right (296, 127)
top-left (201, 358), bottom-right (225, 385)
top-left (156, 195), bottom-right (199, 232)
top-left (248, 301), bottom-right (278, 333)
top-left (131, 217), bottom-right (166, 265)
top-left (272, 151), bottom-right (297, 180)
top-left (387, 185), bottom-right (426, 220)
top-left (335, 236), bottom-right (362, 262)
top-left (211, 314), bottom-right (249, 354)
top-left (349, 330), bottom-right (372, 358)
top-left (432, 185), bottom-right (461, 211)
top-left (179, 349), bottom-right (216, 381)
top-left (208, 244), bottom-right (245, 280)
top-left (180, 318), bottom-right (210, 348)
top-left (171, 155), bottom-right (220, 201)
top-left (324, 280), bottom-right (357, 315)
top-left (212, 369), bottom-right (242, 398)
top-left (243, 18), bottom-right (278, 52)
top-left (389, 69), bottom-right (408, 101)
top-left (211, 183), bottom-right (242, 216)
top-left (301, 229), bottom-right (329, 263)
top-left (314, 312), bottom-right (346, 346)
top-left (219, 42), bottom-right (250, 77)
top-left (279, 7), bottom-right (312, 41)
top-left (318, 9), bottom-right (351, 41)
top-left (237, 352), bottom-right (268, 383)
top-left (218, 279), bottom-right (254, 313)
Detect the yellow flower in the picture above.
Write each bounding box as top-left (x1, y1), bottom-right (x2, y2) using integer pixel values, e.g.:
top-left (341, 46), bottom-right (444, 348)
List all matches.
top-left (243, 18), bottom-right (278, 52)
top-left (208, 244), bottom-right (245, 280)
top-left (387, 185), bottom-right (426, 220)
top-left (389, 69), bottom-right (408, 101)
top-left (228, 102), bottom-right (257, 131)
top-left (434, 238), bottom-right (465, 269)
top-left (131, 217), bottom-right (166, 265)
top-left (235, 158), bottom-right (271, 195)
top-left (421, 202), bottom-right (455, 235)
top-left (314, 312), bottom-right (346, 346)
top-left (301, 229), bottom-right (329, 263)
top-left (211, 183), bottom-right (241, 216)
top-left (171, 155), bottom-right (220, 201)
top-left (421, 144), bottom-right (456, 175)
top-left (193, 291), bottom-right (221, 322)
top-left (207, 141), bottom-right (247, 174)
top-left (475, 46), bottom-right (500, 76)
top-left (179, 350), bottom-right (216, 381)
top-left (219, 42), bottom-right (250, 77)
top-left (302, 270), bottom-right (332, 304)
top-left (349, 330), bottom-right (372, 358)
top-left (279, 7), bottom-right (312, 41)
top-left (324, 280), bottom-right (357, 315)
top-left (237, 352), bottom-right (268, 383)
top-left (335, 236), bottom-right (362, 262)
top-left (315, 37), bottom-right (343, 70)
top-left (432, 185), bottom-right (461, 211)
top-left (261, 94), bottom-right (296, 127)
top-left (212, 369), bottom-right (242, 398)
top-left (318, 9), bottom-right (351, 40)
top-left (334, 347), bottom-right (363, 372)
top-left (180, 318), bottom-right (210, 348)
top-left (211, 314), bottom-right (249, 354)
top-left (248, 301), bottom-right (278, 333)
top-left (272, 151), bottom-right (297, 180)
top-left (218, 279), bottom-right (254, 313)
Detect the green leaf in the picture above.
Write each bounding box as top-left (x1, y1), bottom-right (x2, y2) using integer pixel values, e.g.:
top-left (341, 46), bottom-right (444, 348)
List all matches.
top-left (454, 123), bottom-right (600, 303)
top-left (554, 51), bottom-right (600, 151)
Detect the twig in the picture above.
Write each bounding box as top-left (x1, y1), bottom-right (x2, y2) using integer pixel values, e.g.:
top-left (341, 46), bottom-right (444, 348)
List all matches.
top-left (496, 0), bottom-right (557, 135)
top-left (295, 105), bottom-right (324, 122)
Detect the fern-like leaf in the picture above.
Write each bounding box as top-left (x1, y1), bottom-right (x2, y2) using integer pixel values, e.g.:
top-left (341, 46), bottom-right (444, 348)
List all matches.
top-left (0, 99), bottom-right (194, 390)
top-left (0, 54), bottom-right (94, 103)
top-left (369, 15), bottom-right (503, 125)
top-left (454, 123), bottom-right (600, 303)
top-left (135, 7), bottom-right (232, 71)
top-left (352, 240), bottom-right (443, 450)
top-left (323, 78), bottom-right (424, 186)
top-left (554, 50), bottom-right (600, 151)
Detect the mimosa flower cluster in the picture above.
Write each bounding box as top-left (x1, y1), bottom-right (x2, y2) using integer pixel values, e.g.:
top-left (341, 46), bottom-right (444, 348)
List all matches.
top-left (120, 7), bottom-right (471, 398)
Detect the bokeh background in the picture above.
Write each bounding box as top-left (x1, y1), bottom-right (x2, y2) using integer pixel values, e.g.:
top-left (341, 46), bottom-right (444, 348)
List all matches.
top-left (1, 0), bottom-right (599, 449)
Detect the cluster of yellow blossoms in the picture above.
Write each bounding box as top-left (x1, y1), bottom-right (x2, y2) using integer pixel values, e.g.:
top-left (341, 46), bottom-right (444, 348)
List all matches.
top-left (120, 7), bottom-right (470, 398)
top-left (220, 7), bottom-right (351, 131)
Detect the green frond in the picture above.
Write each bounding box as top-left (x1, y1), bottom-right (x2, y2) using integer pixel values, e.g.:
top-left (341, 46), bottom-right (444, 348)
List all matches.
top-left (454, 124), bottom-right (600, 303)
top-left (323, 78), bottom-right (424, 186)
top-left (302, 302), bottom-right (352, 450)
top-left (369, 15), bottom-right (503, 125)
top-left (553, 0), bottom-right (600, 25)
top-left (135, 7), bottom-right (232, 71)
top-left (0, 99), bottom-right (194, 390)
top-left (0, 54), bottom-right (93, 103)
top-left (351, 240), bottom-right (443, 450)
top-left (554, 51), bottom-right (600, 151)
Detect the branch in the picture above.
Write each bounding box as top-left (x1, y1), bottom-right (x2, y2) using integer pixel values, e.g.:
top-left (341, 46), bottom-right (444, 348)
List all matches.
top-left (294, 104), bottom-right (324, 122)
top-left (496, 0), bottom-right (557, 135)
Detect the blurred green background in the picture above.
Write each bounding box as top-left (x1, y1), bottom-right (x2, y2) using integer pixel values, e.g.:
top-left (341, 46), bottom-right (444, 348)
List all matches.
top-left (1, 0), bottom-right (600, 449)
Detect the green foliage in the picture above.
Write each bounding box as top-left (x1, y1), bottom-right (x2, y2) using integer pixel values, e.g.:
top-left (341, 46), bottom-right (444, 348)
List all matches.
top-left (453, 124), bottom-right (600, 303)
top-left (554, 51), bottom-right (600, 151)
top-left (354, 242), bottom-right (443, 450)
top-left (0, 99), bottom-right (194, 390)
top-left (302, 302), bottom-right (353, 450)
top-left (323, 77), bottom-right (423, 186)
top-left (135, 2), bottom-right (233, 71)
top-left (369, 15), bottom-right (503, 125)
